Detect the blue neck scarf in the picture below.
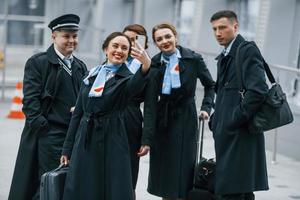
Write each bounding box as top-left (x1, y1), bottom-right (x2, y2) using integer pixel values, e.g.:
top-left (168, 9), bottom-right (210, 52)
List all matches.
top-left (127, 55), bottom-right (134, 65)
top-left (161, 51), bottom-right (181, 94)
top-left (126, 56), bottom-right (141, 74)
top-left (83, 63), bottom-right (121, 97)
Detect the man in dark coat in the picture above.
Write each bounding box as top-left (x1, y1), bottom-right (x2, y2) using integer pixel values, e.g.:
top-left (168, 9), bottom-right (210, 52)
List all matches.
top-left (8, 14), bottom-right (87, 200)
top-left (209, 10), bottom-right (269, 200)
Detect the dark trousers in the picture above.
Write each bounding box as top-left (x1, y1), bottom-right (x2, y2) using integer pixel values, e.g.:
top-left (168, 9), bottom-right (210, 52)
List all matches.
top-left (32, 123), bottom-right (67, 200)
top-left (219, 192), bottom-right (255, 200)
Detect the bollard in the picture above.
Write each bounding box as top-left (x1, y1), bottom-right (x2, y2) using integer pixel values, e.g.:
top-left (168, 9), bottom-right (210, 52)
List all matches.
top-left (271, 128), bottom-right (278, 164)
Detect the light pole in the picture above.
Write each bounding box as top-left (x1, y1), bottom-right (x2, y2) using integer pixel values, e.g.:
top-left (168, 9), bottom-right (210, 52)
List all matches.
top-left (1, 0), bottom-right (8, 101)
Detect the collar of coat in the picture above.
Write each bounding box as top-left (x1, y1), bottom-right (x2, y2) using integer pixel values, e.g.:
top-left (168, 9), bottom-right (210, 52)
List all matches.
top-left (46, 44), bottom-right (84, 69)
top-left (112, 63), bottom-right (132, 78)
top-left (151, 45), bottom-right (195, 67)
top-left (215, 34), bottom-right (245, 60)
top-left (47, 44), bottom-right (63, 64)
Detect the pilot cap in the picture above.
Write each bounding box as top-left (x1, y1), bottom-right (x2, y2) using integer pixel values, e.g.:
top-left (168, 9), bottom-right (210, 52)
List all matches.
top-left (48, 14), bottom-right (80, 32)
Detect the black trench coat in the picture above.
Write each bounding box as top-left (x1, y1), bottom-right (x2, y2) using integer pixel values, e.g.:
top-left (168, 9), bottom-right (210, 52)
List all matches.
top-left (62, 64), bottom-right (149, 200)
top-left (147, 46), bottom-right (215, 198)
top-left (210, 34), bottom-right (269, 195)
top-left (8, 45), bottom-right (86, 200)
top-left (123, 78), bottom-right (156, 189)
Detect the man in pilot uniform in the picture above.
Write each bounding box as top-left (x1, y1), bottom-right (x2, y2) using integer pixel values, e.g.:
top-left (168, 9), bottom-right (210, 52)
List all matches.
top-left (8, 14), bottom-right (87, 200)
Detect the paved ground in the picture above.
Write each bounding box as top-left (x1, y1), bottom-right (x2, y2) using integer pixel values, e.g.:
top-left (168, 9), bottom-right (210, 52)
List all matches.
top-left (1, 100), bottom-right (300, 200)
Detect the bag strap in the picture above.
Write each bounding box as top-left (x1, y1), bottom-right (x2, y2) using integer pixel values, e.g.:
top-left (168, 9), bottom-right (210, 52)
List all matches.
top-left (235, 41), bottom-right (245, 93)
top-left (235, 41), bottom-right (276, 97)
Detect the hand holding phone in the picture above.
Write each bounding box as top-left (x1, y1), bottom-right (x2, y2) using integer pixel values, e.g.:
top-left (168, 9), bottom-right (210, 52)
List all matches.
top-left (135, 35), bottom-right (146, 49)
top-left (131, 41), bottom-right (151, 73)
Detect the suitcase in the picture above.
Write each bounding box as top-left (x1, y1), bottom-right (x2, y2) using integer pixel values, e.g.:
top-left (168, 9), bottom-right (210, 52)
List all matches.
top-left (187, 188), bottom-right (214, 200)
top-left (188, 117), bottom-right (216, 200)
top-left (40, 164), bottom-right (69, 200)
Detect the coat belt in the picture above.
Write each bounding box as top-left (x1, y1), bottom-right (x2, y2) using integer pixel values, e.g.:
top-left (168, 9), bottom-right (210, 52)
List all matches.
top-left (84, 111), bottom-right (115, 150)
top-left (157, 96), bottom-right (195, 132)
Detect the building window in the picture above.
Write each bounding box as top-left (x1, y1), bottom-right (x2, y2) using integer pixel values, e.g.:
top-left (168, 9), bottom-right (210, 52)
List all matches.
top-left (178, 0), bottom-right (195, 46)
top-left (0, 0), bottom-right (45, 46)
top-left (7, 21), bottom-right (44, 45)
top-left (234, 0), bottom-right (260, 40)
top-left (8, 0), bottom-right (45, 16)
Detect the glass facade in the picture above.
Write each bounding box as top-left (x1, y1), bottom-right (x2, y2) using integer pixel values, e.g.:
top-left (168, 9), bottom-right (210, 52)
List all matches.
top-left (7, 20), bottom-right (44, 45)
top-left (7, 0), bottom-right (45, 16)
top-left (178, 0), bottom-right (195, 46)
top-left (0, 0), bottom-right (45, 46)
top-left (236, 0), bottom-right (260, 40)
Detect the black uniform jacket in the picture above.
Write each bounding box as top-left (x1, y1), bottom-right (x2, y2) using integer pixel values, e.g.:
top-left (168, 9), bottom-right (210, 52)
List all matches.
top-left (8, 44), bottom-right (87, 200)
top-left (147, 46), bottom-right (215, 198)
top-left (210, 34), bottom-right (269, 194)
top-left (61, 64), bottom-right (149, 200)
top-left (123, 67), bottom-right (157, 188)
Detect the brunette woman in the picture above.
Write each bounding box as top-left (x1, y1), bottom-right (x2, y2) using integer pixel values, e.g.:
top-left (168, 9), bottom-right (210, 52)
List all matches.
top-left (147, 23), bottom-right (215, 200)
top-left (60, 32), bottom-right (151, 200)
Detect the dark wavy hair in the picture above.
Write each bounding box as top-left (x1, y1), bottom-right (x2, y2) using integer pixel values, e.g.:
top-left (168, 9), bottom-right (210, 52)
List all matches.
top-left (102, 32), bottom-right (132, 54)
top-left (123, 24), bottom-right (149, 49)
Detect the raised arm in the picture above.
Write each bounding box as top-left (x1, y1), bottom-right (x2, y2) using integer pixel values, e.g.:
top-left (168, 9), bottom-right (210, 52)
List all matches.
top-left (141, 69), bottom-right (158, 148)
top-left (125, 43), bottom-right (151, 96)
top-left (131, 42), bottom-right (151, 74)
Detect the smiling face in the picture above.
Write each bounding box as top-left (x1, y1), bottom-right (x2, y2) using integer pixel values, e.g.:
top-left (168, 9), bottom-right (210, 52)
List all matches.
top-left (211, 17), bottom-right (238, 47)
top-left (52, 30), bottom-right (78, 56)
top-left (153, 28), bottom-right (177, 54)
top-left (104, 36), bottom-right (130, 65)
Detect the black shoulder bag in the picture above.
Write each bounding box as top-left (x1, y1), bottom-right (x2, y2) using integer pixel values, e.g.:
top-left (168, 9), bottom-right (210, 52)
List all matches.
top-left (235, 41), bottom-right (294, 134)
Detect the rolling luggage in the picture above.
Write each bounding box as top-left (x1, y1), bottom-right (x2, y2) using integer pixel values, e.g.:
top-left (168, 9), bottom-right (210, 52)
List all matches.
top-left (187, 117), bottom-right (216, 200)
top-left (40, 164), bottom-right (69, 200)
top-left (188, 188), bottom-right (214, 200)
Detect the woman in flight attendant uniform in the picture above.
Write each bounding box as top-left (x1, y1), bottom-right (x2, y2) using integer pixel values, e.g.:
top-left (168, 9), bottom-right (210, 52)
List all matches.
top-left (60, 31), bottom-right (151, 200)
top-left (147, 23), bottom-right (215, 200)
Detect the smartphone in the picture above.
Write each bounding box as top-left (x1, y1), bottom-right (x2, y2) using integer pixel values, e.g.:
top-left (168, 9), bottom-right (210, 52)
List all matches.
top-left (135, 35), bottom-right (146, 49)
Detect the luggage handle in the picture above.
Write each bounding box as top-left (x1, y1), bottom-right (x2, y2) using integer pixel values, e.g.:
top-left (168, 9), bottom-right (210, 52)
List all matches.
top-left (196, 116), bottom-right (205, 165)
top-left (193, 116), bottom-right (216, 189)
top-left (193, 116), bottom-right (205, 187)
top-left (53, 163), bottom-right (68, 172)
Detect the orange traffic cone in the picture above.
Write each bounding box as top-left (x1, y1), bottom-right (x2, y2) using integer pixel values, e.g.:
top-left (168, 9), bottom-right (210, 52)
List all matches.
top-left (7, 82), bottom-right (25, 119)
